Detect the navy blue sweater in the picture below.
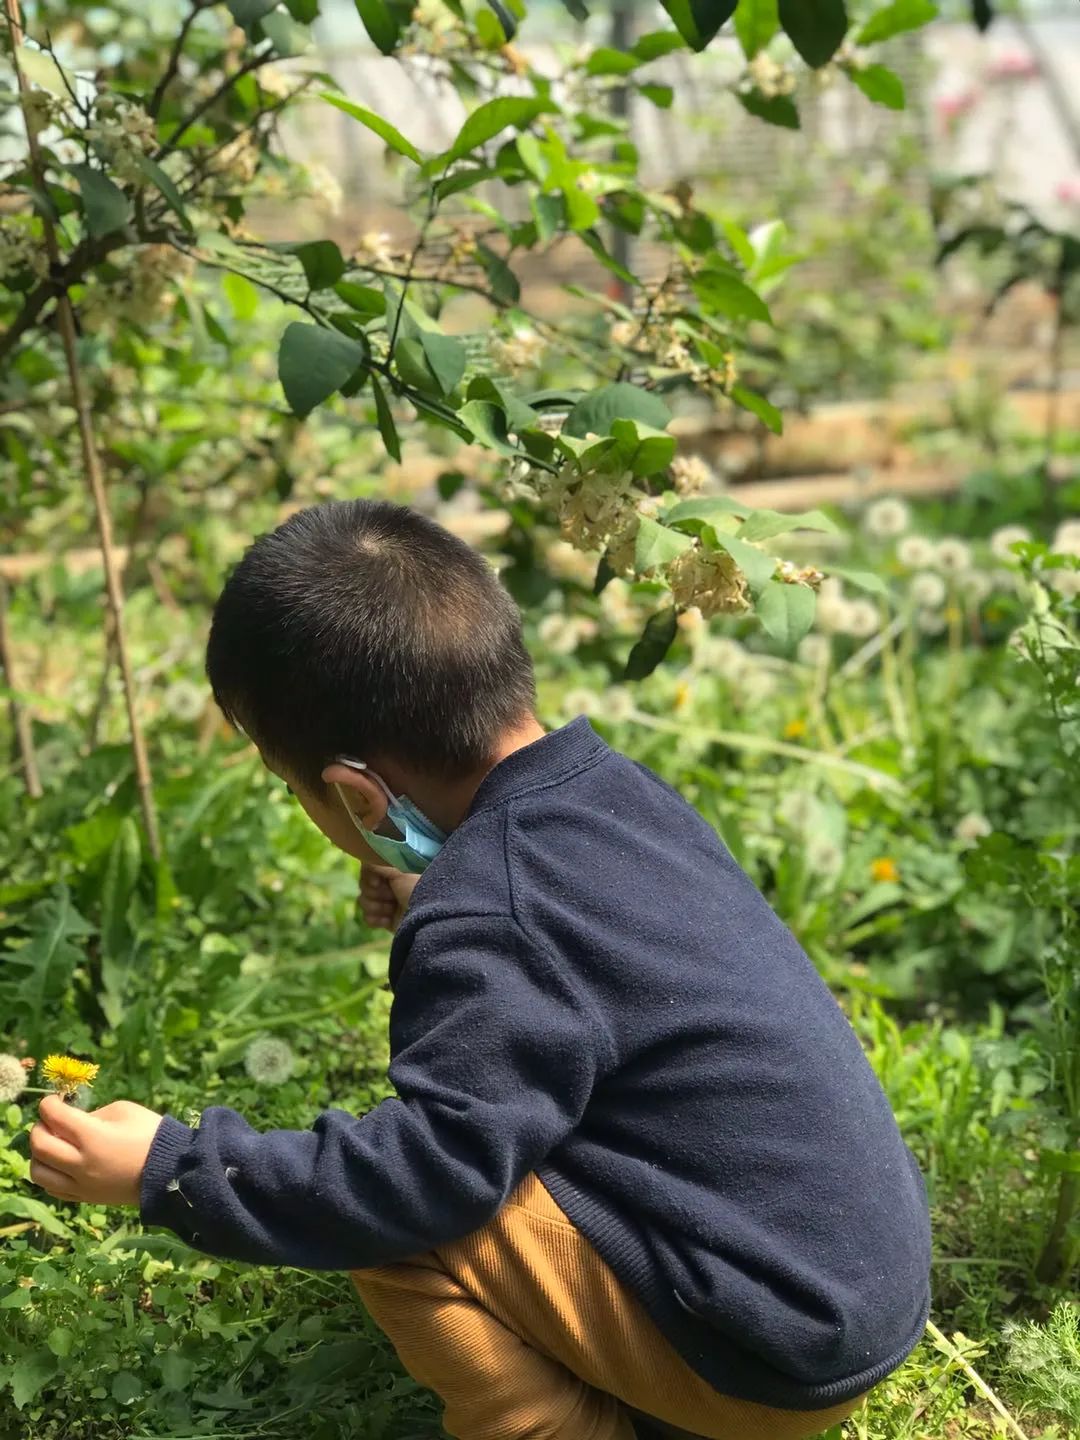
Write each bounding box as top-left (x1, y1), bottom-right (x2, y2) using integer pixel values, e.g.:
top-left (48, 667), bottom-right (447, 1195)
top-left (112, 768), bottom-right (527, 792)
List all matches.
top-left (142, 718), bottom-right (930, 1409)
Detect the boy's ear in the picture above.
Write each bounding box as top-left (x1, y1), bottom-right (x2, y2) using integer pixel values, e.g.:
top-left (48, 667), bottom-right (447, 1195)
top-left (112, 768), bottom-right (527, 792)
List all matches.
top-left (321, 763), bottom-right (389, 829)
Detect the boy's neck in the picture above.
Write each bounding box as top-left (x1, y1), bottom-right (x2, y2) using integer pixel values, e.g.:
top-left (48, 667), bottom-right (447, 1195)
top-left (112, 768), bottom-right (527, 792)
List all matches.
top-left (389, 716), bottom-right (546, 834)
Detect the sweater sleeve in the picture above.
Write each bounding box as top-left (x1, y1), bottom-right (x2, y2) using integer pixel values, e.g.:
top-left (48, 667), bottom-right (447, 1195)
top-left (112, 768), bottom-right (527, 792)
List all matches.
top-left (140, 913), bottom-right (609, 1269)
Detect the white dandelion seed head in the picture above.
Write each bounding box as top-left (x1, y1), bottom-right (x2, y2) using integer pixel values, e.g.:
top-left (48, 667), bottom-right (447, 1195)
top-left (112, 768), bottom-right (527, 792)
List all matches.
top-left (561, 687), bottom-right (601, 720)
top-left (1047, 568), bottom-right (1080, 599)
top-left (778, 789), bottom-right (819, 833)
top-left (740, 667), bottom-right (778, 705)
top-left (918, 609), bottom-right (947, 636)
top-left (958, 569), bottom-right (993, 603)
top-left (910, 571), bottom-right (946, 608)
top-left (244, 1037), bottom-right (295, 1086)
top-left (954, 812), bottom-right (992, 846)
top-left (697, 636), bottom-right (751, 679)
top-left (844, 599), bottom-right (881, 638)
top-left (605, 686), bottom-right (636, 723)
top-left (162, 679), bottom-right (205, 723)
top-left (797, 634), bottom-right (831, 667)
top-left (897, 534), bottom-right (936, 569)
top-left (0, 1054), bottom-right (26, 1103)
top-left (806, 834), bottom-right (843, 878)
top-left (933, 538), bottom-right (973, 574)
top-left (863, 497), bottom-right (910, 541)
top-left (989, 524), bottom-right (1031, 562)
top-left (1052, 519), bottom-right (1080, 557)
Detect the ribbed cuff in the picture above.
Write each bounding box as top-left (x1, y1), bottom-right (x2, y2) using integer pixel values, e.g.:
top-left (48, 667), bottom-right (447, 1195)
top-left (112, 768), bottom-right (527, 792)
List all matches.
top-left (140, 1114), bottom-right (196, 1228)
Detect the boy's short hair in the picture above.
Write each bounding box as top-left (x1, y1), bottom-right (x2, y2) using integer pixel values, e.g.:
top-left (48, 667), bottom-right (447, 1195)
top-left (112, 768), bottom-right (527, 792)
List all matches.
top-left (206, 500), bottom-right (536, 790)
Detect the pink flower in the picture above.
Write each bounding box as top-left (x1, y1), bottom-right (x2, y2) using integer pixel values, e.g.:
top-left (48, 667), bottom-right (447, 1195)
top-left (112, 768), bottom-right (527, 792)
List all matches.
top-left (1055, 177), bottom-right (1080, 206)
top-left (986, 48), bottom-right (1039, 81)
top-left (935, 90), bottom-right (978, 129)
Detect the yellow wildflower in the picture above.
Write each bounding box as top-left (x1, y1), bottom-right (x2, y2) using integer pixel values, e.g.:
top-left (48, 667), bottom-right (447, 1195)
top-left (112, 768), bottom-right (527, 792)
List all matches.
top-left (870, 858), bottom-right (899, 884)
top-left (41, 1054), bottom-right (100, 1097)
top-left (783, 719), bottom-right (807, 740)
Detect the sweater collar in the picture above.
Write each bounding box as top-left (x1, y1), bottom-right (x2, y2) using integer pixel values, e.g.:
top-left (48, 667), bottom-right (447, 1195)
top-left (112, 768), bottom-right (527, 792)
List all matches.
top-left (467, 717), bottom-right (606, 817)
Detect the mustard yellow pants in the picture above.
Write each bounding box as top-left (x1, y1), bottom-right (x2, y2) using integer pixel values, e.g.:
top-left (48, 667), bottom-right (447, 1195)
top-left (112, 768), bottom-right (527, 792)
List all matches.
top-left (351, 1175), bottom-right (863, 1440)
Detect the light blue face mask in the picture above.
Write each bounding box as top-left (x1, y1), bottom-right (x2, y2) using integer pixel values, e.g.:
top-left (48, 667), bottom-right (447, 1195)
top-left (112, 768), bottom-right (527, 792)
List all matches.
top-left (333, 759), bottom-right (446, 874)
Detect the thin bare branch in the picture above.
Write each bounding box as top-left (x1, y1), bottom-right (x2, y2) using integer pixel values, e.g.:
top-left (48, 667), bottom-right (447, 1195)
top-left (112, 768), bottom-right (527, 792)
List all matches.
top-left (5, 0), bottom-right (161, 858)
top-left (148, 0), bottom-right (210, 119)
top-left (0, 576), bottom-right (41, 798)
top-left (156, 47), bottom-right (277, 159)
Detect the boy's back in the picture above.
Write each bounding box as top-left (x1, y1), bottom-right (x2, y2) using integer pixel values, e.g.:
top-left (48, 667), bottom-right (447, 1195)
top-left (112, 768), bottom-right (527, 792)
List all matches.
top-left (396, 718), bottom-right (931, 1407)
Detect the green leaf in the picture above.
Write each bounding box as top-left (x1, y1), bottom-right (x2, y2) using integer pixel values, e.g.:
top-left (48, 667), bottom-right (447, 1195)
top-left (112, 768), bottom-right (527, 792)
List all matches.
top-left (848, 63), bottom-right (905, 109)
top-left (10, 1354), bottom-right (57, 1410)
top-left (610, 418), bottom-right (677, 476)
top-left (708, 530), bottom-right (776, 594)
top-left (564, 382), bottom-right (671, 439)
top-left (693, 269), bottom-right (772, 324)
top-left (369, 376), bottom-right (401, 461)
top-left (278, 322), bottom-right (367, 417)
top-left (828, 565), bottom-right (889, 597)
top-left (111, 1371), bottom-right (143, 1405)
top-left (1039, 1148), bottom-right (1080, 1176)
top-left (442, 98), bottom-right (551, 166)
top-left (559, 0), bottom-right (589, 17)
top-left (666, 495), bottom-right (747, 529)
top-left (639, 83), bottom-right (675, 108)
top-left (856, 0), bottom-right (936, 45)
top-left (101, 816), bottom-right (140, 967)
top-left (157, 1351), bottom-right (195, 1392)
top-left (290, 239), bottom-right (346, 290)
top-left (47, 1328), bottom-right (75, 1359)
top-left (354, 0), bottom-right (401, 54)
top-left (223, 271), bottom-right (259, 320)
top-left (633, 30), bottom-right (687, 59)
top-left (67, 165), bottom-right (129, 239)
top-left (285, 0), bottom-right (320, 18)
top-left (459, 399), bottom-right (521, 457)
top-left (585, 47), bottom-right (642, 75)
top-left (261, 9), bottom-right (310, 53)
top-left (7, 888), bottom-right (91, 1052)
top-left (394, 336), bottom-right (441, 393)
top-left (660, 0), bottom-right (737, 51)
top-left (734, 0), bottom-right (779, 56)
top-left (634, 517), bottom-right (694, 572)
top-left (778, 0), bottom-right (847, 66)
top-left (466, 376), bottom-right (537, 431)
top-left (476, 243), bottom-right (520, 303)
top-left (334, 281), bottom-right (385, 316)
top-left (730, 384), bottom-right (783, 433)
top-left (737, 88), bottom-right (800, 127)
top-left (0, 1195), bottom-right (74, 1239)
top-left (134, 154), bottom-right (193, 232)
top-left (625, 606), bottom-right (678, 679)
top-left (736, 506), bottom-right (837, 542)
top-left (756, 580), bottom-right (816, 647)
top-left (416, 330), bottom-right (466, 396)
top-left (321, 94), bottom-right (422, 163)
top-left (227, 0), bottom-right (277, 26)
top-left (17, 44), bottom-right (71, 97)
top-left (486, 0), bottom-right (518, 41)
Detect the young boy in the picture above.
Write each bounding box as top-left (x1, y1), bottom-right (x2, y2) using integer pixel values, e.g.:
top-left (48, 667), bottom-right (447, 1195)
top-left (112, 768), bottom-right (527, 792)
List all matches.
top-left (31, 500), bottom-right (931, 1440)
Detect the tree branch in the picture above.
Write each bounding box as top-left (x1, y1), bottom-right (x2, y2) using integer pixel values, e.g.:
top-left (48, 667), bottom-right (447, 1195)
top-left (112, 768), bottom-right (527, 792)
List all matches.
top-left (156, 47), bottom-right (277, 159)
top-left (5, 0), bottom-right (161, 858)
top-left (148, 0), bottom-right (210, 119)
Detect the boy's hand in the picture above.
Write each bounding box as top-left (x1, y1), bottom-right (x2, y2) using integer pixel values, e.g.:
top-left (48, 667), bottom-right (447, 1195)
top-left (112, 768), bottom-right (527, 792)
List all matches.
top-left (29, 1095), bottom-right (163, 1207)
top-left (359, 863), bottom-right (419, 933)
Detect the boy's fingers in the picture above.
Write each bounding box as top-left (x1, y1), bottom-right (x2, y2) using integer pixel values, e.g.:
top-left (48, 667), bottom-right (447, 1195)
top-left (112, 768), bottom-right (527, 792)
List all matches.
top-left (29, 1159), bottom-right (78, 1200)
top-left (30, 1123), bottom-right (82, 1172)
top-left (38, 1094), bottom-right (85, 1138)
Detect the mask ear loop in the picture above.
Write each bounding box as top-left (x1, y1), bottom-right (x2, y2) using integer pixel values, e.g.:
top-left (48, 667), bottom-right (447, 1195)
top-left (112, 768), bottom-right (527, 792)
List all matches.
top-left (334, 758), bottom-right (405, 842)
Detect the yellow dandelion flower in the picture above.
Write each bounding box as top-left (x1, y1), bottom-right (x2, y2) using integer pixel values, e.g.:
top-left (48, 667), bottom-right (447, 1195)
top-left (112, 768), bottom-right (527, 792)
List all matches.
top-left (783, 719), bottom-right (807, 740)
top-left (41, 1054), bottom-right (100, 1097)
top-left (870, 857), bottom-right (899, 884)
